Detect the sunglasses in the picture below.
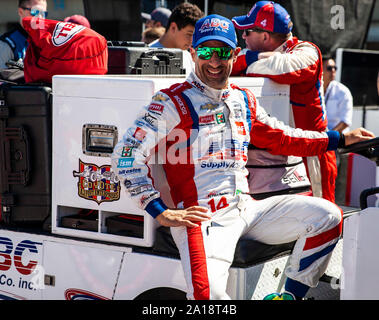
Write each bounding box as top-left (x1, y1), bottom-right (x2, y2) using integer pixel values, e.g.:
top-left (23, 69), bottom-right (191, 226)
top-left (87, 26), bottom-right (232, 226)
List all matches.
top-left (196, 47), bottom-right (234, 60)
top-left (243, 28), bottom-right (271, 36)
top-left (21, 7), bottom-right (48, 18)
top-left (326, 65), bottom-right (337, 71)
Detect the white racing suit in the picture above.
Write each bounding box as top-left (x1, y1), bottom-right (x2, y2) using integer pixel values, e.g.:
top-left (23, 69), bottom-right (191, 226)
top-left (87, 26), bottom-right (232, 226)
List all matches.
top-left (111, 72), bottom-right (343, 300)
top-left (232, 37), bottom-right (337, 202)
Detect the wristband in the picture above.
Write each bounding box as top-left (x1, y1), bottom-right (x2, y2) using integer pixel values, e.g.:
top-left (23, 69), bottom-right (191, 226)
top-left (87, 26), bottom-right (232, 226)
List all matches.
top-left (337, 133), bottom-right (346, 148)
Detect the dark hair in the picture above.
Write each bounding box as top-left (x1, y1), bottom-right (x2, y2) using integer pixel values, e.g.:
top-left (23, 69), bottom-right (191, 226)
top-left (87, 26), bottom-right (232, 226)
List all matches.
top-left (167, 2), bottom-right (204, 31)
top-left (18, 0), bottom-right (46, 8)
top-left (18, 0), bottom-right (29, 7)
top-left (142, 26), bottom-right (165, 43)
top-left (322, 54), bottom-right (335, 61)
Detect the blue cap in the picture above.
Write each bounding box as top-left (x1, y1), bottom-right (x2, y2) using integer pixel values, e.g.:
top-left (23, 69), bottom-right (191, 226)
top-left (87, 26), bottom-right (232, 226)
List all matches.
top-left (192, 14), bottom-right (238, 49)
top-left (232, 1), bottom-right (292, 34)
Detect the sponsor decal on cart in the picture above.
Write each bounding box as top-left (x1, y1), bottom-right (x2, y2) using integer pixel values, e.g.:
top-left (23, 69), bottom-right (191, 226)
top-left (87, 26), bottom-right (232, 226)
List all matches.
top-left (73, 159), bottom-right (121, 204)
top-left (65, 288), bottom-right (109, 300)
top-left (52, 22), bottom-right (85, 46)
top-left (0, 237), bottom-right (43, 295)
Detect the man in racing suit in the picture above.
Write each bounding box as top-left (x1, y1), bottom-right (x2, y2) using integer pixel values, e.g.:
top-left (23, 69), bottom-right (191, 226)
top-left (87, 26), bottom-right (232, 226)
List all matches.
top-left (111, 14), bottom-right (374, 300)
top-left (231, 1), bottom-right (337, 202)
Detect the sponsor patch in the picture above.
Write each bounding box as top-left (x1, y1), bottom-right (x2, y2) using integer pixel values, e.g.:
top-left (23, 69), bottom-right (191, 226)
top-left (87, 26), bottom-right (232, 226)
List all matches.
top-left (132, 127), bottom-right (147, 142)
top-left (199, 114), bottom-right (216, 125)
top-left (73, 159), bottom-right (120, 204)
top-left (121, 146), bottom-right (133, 157)
top-left (148, 103), bottom-right (165, 115)
top-left (216, 112), bottom-right (225, 124)
top-left (117, 158), bottom-right (134, 168)
top-left (117, 168), bottom-right (141, 176)
top-left (129, 184), bottom-right (153, 196)
top-left (142, 112), bottom-right (158, 130)
top-left (152, 93), bottom-right (169, 102)
top-left (140, 191), bottom-right (159, 206)
top-left (200, 103), bottom-right (219, 111)
top-left (235, 121), bottom-right (246, 135)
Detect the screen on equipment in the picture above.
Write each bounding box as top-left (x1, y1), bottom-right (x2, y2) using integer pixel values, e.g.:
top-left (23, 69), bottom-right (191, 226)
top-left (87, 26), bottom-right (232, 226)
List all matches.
top-left (336, 48), bottom-right (379, 107)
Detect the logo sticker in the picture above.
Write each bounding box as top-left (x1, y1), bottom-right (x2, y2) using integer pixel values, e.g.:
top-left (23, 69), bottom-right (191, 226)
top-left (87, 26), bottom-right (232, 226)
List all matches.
top-left (200, 103), bottom-right (219, 111)
top-left (132, 127), bottom-right (147, 142)
top-left (121, 146), bottom-right (133, 157)
top-left (216, 113), bottom-right (225, 124)
top-left (65, 289), bottom-right (109, 300)
top-left (73, 160), bottom-right (121, 204)
top-left (152, 93), bottom-right (168, 102)
top-left (52, 22), bottom-right (85, 47)
top-left (235, 122), bottom-right (246, 135)
top-left (148, 103), bottom-right (165, 115)
top-left (199, 114), bottom-right (215, 125)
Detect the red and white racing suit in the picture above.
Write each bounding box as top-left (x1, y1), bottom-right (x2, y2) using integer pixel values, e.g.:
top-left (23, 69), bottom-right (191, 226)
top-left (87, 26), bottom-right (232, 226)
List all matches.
top-left (112, 72), bottom-right (342, 300)
top-left (232, 36), bottom-right (337, 202)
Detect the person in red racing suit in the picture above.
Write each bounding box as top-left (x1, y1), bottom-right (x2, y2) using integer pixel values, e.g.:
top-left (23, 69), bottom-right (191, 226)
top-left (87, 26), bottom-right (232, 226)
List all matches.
top-left (111, 14), bottom-right (374, 300)
top-left (231, 1), bottom-right (337, 202)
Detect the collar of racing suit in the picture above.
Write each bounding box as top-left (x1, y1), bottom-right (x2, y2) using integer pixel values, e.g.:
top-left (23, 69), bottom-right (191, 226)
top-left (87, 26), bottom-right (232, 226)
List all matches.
top-left (274, 35), bottom-right (299, 53)
top-left (187, 71), bottom-right (233, 102)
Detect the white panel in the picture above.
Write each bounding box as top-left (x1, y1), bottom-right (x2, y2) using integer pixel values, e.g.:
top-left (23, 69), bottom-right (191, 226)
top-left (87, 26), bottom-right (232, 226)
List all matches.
top-left (341, 208), bottom-right (379, 299)
top-left (114, 253), bottom-right (186, 299)
top-left (42, 240), bottom-right (123, 300)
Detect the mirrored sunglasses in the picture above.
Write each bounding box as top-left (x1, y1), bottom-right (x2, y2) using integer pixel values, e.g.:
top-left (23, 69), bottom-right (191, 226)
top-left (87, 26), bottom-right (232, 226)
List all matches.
top-left (21, 7), bottom-right (48, 18)
top-left (196, 47), bottom-right (234, 60)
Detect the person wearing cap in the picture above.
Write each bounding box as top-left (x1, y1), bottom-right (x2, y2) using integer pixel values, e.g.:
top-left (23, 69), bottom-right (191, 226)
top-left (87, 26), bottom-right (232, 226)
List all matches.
top-left (232, 1), bottom-right (338, 204)
top-left (142, 7), bottom-right (172, 29)
top-left (112, 14), bottom-right (374, 300)
top-left (0, 0), bottom-right (47, 69)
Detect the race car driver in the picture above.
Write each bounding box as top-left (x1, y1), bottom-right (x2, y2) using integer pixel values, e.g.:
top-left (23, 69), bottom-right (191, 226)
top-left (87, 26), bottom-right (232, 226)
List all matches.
top-left (231, 1), bottom-right (337, 203)
top-left (111, 14), bottom-right (374, 300)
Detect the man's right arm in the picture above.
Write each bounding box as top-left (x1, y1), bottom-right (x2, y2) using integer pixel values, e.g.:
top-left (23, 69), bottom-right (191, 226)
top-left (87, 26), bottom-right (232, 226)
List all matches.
top-left (111, 91), bottom-right (211, 227)
top-left (156, 206), bottom-right (211, 228)
top-left (111, 91), bottom-right (178, 218)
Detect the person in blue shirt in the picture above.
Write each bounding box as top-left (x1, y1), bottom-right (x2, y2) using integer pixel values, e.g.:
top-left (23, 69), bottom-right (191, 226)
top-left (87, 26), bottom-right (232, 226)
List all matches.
top-left (0, 0), bottom-right (47, 69)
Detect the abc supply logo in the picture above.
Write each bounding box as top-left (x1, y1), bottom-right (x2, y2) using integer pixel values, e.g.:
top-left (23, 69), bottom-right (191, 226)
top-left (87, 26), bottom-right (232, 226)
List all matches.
top-left (199, 17), bottom-right (231, 33)
top-left (0, 237), bottom-right (43, 292)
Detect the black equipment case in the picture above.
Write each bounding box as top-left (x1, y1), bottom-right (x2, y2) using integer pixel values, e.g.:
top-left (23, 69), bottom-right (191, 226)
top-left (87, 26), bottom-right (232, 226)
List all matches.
top-left (0, 83), bottom-right (52, 227)
top-left (107, 41), bottom-right (185, 75)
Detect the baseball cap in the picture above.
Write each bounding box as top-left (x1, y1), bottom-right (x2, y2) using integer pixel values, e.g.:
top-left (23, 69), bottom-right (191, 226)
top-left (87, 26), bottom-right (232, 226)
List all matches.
top-left (192, 14), bottom-right (238, 49)
top-left (232, 1), bottom-right (292, 34)
top-left (141, 7), bottom-right (171, 28)
top-left (64, 15), bottom-right (91, 28)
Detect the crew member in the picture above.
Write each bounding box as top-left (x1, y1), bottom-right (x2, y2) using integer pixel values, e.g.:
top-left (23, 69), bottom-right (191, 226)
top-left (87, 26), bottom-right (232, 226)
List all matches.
top-left (0, 0), bottom-right (47, 69)
top-left (232, 1), bottom-right (338, 202)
